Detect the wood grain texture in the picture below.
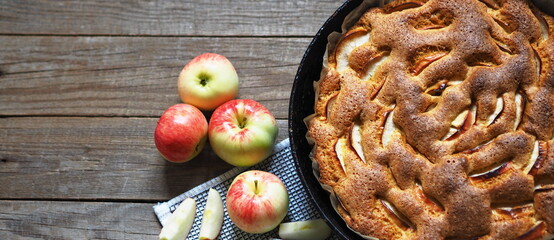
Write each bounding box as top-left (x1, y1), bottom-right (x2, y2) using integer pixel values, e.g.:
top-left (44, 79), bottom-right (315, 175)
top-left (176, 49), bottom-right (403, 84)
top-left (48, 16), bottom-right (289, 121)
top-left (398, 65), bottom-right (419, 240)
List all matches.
top-left (0, 36), bottom-right (310, 118)
top-left (0, 200), bottom-right (159, 239)
top-left (0, 0), bottom-right (334, 237)
top-left (0, 0), bottom-right (343, 36)
top-left (0, 117), bottom-right (289, 200)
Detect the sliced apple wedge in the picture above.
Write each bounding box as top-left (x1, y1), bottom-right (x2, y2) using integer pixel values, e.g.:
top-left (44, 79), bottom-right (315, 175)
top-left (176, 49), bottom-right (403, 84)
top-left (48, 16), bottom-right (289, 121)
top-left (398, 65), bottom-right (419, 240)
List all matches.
top-left (412, 52), bottom-right (448, 75)
top-left (278, 219), bottom-right (332, 240)
top-left (198, 188), bottom-right (224, 240)
top-left (159, 198), bottom-right (196, 240)
top-left (385, 1), bottom-right (424, 14)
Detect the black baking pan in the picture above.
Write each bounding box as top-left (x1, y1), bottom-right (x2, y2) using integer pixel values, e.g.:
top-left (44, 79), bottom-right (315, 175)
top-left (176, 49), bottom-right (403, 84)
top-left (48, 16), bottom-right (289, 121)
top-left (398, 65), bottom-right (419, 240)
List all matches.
top-left (288, 0), bottom-right (365, 239)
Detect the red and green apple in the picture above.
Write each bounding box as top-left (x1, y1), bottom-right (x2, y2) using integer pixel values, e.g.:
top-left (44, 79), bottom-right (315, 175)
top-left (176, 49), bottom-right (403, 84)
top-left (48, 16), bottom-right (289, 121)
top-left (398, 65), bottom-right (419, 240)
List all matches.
top-left (178, 53), bottom-right (239, 110)
top-left (226, 170), bottom-right (289, 234)
top-left (154, 104), bottom-right (208, 163)
top-left (208, 99), bottom-right (278, 167)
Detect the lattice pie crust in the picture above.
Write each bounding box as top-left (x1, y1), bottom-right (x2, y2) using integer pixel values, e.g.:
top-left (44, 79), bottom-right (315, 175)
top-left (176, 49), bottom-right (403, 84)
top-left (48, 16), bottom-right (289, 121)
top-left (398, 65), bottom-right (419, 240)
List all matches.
top-left (307, 0), bottom-right (554, 239)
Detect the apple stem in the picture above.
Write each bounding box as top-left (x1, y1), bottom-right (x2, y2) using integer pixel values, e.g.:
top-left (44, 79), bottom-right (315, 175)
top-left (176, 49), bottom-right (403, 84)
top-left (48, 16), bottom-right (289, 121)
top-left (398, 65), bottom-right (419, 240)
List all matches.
top-left (254, 180), bottom-right (260, 195)
top-left (195, 143), bottom-right (201, 153)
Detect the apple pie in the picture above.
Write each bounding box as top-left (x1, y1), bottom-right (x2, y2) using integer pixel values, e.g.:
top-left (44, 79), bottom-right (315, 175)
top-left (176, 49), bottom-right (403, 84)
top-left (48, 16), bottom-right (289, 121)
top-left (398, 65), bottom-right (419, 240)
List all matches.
top-left (307, 0), bottom-right (554, 239)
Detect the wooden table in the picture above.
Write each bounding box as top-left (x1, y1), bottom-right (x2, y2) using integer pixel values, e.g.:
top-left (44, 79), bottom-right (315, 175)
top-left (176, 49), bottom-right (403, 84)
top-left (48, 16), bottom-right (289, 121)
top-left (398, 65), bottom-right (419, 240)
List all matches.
top-left (0, 0), bottom-right (344, 238)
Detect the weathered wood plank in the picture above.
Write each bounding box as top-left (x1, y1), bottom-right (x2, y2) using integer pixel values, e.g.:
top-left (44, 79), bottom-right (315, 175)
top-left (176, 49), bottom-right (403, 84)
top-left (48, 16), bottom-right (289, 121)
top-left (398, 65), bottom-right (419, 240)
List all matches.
top-left (0, 36), bottom-right (309, 118)
top-left (0, 0), bottom-right (343, 36)
top-left (0, 117), bottom-right (289, 200)
top-left (0, 200), bottom-right (159, 239)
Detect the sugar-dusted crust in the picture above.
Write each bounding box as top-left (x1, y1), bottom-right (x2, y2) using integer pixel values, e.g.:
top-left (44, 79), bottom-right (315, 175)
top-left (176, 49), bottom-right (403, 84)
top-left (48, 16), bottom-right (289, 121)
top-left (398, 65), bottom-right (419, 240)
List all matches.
top-left (307, 0), bottom-right (554, 239)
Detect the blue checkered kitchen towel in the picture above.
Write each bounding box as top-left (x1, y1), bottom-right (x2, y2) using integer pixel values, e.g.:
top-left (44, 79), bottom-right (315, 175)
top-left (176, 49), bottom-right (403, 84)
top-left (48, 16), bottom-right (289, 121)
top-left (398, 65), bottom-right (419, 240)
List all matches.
top-left (153, 138), bottom-right (340, 239)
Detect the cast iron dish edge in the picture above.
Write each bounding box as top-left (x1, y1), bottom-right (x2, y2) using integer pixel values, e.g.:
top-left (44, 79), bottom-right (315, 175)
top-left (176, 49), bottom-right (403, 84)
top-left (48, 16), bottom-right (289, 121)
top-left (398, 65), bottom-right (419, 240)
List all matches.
top-left (288, 0), bottom-right (365, 239)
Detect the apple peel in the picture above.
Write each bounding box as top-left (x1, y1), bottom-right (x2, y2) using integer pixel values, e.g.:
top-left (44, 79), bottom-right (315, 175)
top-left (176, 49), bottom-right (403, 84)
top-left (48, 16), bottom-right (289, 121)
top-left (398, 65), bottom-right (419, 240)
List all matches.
top-left (278, 219), bottom-right (332, 240)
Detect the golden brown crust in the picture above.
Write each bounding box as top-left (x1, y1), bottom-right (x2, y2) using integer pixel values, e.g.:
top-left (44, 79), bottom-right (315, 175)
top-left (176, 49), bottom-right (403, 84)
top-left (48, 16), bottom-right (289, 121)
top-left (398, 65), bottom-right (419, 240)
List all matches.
top-left (308, 0), bottom-right (554, 239)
